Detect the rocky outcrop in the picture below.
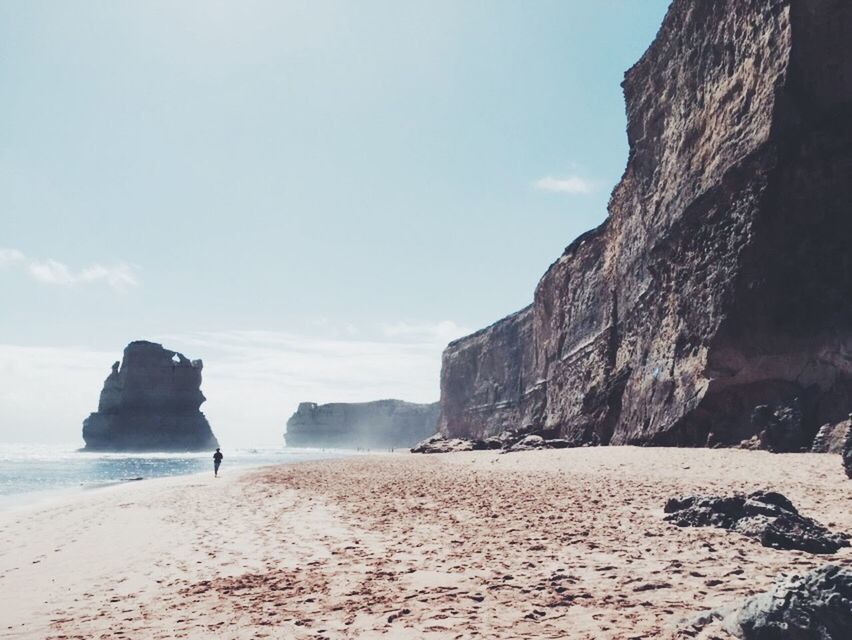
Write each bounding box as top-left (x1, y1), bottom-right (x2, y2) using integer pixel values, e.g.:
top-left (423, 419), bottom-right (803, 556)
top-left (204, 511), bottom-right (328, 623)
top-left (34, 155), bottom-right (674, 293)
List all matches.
top-left (82, 341), bottom-right (219, 451)
top-left (411, 425), bottom-right (572, 455)
top-left (663, 491), bottom-right (850, 554)
top-left (843, 426), bottom-right (852, 479)
top-left (410, 434), bottom-right (492, 454)
top-left (724, 565), bottom-right (852, 640)
top-left (439, 0), bottom-right (852, 449)
top-left (285, 400), bottom-right (439, 449)
top-left (811, 414), bottom-right (851, 453)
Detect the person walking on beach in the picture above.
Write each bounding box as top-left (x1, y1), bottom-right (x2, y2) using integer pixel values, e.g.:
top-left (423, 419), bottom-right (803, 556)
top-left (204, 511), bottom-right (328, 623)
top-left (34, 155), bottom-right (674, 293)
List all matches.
top-left (213, 448), bottom-right (223, 477)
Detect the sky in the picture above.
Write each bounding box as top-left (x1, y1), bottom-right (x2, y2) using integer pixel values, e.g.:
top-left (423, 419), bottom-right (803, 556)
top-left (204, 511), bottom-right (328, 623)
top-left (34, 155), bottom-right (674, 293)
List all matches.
top-left (0, 0), bottom-right (671, 446)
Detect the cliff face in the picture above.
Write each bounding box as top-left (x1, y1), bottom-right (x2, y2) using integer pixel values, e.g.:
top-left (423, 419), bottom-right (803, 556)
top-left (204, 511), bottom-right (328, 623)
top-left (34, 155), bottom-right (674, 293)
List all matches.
top-left (440, 0), bottom-right (852, 449)
top-left (286, 400), bottom-right (440, 449)
top-left (82, 341), bottom-right (219, 451)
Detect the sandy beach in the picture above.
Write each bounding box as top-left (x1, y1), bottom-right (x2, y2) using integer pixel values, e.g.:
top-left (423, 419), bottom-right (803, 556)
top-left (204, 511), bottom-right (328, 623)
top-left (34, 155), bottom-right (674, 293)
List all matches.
top-left (1, 448), bottom-right (850, 639)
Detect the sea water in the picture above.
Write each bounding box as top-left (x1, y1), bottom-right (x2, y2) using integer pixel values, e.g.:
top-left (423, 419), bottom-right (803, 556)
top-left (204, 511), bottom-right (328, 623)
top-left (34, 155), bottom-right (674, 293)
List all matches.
top-left (0, 443), bottom-right (350, 510)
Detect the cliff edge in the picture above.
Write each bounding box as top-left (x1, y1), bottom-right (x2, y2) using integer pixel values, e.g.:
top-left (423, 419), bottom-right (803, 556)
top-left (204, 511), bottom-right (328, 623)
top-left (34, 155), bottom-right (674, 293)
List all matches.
top-left (286, 400), bottom-right (440, 449)
top-left (440, 0), bottom-right (852, 449)
top-left (82, 341), bottom-right (219, 451)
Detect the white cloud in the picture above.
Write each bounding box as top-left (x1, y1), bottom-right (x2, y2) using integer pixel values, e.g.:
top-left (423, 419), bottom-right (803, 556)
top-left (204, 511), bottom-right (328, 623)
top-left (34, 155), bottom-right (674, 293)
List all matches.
top-left (0, 248), bottom-right (26, 266)
top-left (0, 344), bottom-right (118, 446)
top-left (534, 175), bottom-right (595, 195)
top-left (380, 320), bottom-right (470, 345)
top-left (78, 263), bottom-right (139, 292)
top-left (0, 248), bottom-right (139, 292)
top-left (28, 259), bottom-right (75, 285)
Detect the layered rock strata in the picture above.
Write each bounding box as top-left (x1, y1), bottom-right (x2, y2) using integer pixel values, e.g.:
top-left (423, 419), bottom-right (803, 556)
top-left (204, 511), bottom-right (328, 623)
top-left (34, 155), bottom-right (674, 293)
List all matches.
top-left (285, 400), bottom-right (439, 449)
top-left (440, 0), bottom-right (852, 449)
top-left (82, 341), bottom-right (219, 451)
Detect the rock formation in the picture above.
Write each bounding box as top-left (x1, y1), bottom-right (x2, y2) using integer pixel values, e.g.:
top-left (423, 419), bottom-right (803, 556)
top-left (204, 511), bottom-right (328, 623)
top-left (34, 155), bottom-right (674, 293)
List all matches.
top-left (724, 565), bottom-right (852, 640)
top-left (411, 424), bottom-right (572, 454)
top-left (439, 0), bottom-right (852, 450)
top-left (663, 491), bottom-right (850, 554)
top-left (810, 414), bottom-right (851, 453)
top-left (844, 426), bottom-right (852, 479)
top-left (285, 400), bottom-right (439, 449)
top-left (410, 434), bottom-right (492, 454)
top-left (82, 341), bottom-right (219, 451)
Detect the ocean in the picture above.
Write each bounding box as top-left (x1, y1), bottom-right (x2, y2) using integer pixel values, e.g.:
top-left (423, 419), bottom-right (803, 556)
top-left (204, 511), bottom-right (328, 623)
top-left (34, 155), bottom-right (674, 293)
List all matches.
top-left (0, 443), bottom-right (349, 510)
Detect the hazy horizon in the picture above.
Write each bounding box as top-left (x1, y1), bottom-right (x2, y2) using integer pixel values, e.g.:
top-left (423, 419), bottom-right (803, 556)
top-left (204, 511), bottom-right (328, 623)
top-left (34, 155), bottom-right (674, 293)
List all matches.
top-left (1, 1), bottom-right (671, 446)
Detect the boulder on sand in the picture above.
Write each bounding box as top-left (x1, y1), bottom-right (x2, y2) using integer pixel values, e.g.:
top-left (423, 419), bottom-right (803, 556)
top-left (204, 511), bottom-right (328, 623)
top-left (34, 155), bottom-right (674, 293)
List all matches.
top-left (664, 491), bottom-right (849, 554)
top-left (725, 565), bottom-right (852, 640)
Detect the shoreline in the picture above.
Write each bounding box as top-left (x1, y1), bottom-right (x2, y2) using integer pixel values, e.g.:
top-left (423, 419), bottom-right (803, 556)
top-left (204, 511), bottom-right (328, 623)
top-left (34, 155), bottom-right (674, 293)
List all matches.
top-left (0, 447), bottom-right (849, 639)
top-left (0, 446), bottom-right (364, 514)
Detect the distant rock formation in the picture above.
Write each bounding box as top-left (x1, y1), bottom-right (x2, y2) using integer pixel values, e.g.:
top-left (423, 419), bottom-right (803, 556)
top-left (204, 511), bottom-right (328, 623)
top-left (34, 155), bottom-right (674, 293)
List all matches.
top-left (439, 0), bottom-right (852, 449)
top-left (82, 341), bottom-right (219, 451)
top-left (285, 400), bottom-right (439, 449)
top-left (663, 491), bottom-right (850, 554)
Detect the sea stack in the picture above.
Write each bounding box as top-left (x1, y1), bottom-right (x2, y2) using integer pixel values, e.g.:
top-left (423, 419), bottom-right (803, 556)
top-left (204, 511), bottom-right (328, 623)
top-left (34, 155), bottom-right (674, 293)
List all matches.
top-left (438, 0), bottom-right (852, 450)
top-left (285, 400), bottom-right (440, 449)
top-left (82, 341), bottom-right (219, 451)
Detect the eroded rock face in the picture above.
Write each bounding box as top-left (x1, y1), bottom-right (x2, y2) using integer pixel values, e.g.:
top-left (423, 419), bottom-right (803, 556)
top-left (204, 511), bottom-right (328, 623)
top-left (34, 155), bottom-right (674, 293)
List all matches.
top-left (440, 307), bottom-right (535, 441)
top-left (725, 565), bottom-right (852, 640)
top-left (286, 400), bottom-right (439, 449)
top-left (664, 491), bottom-right (850, 554)
top-left (843, 427), bottom-right (852, 479)
top-left (439, 0), bottom-right (852, 449)
top-left (82, 341), bottom-right (219, 451)
top-left (811, 414), bottom-right (851, 453)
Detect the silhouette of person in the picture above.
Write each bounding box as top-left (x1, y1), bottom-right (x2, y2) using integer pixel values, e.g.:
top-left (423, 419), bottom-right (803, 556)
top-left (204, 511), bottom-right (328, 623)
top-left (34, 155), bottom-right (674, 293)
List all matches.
top-left (213, 448), bottom-right (223, 477)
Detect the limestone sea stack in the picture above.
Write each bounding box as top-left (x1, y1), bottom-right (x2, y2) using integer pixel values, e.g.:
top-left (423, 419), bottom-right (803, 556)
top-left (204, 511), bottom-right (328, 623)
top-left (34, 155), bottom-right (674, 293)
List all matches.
top-left (285, 400), bottom-right (440, 449)
top-left (439, 0), bottom-right (852, 450)
top-left (82, 341), bottom-right (219, 451)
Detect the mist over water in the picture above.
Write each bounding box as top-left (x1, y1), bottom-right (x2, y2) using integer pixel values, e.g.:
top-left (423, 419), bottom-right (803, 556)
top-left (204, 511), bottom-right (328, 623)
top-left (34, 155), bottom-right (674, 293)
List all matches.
top-left (0, 443), bottom-right (351, 508)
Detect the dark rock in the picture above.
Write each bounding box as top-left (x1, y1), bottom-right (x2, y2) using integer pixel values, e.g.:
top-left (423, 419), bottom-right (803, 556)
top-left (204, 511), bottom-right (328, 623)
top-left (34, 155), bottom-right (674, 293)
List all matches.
top-left (504, 434), bottom-right (546, 453)
top-left (285, 400), bottom-right (439, 449)
top-left (725, 565), bottom-right (852, 640)
top-left (811, 414), bottom-right (851, 453)
top-left (664, 490), bottom-right (849, 554)
top-left (843, 426), bottom-right (852, 480)
top-left (481, 437), bottom-right (504, 450)
top-left (82, 341), bottom-right (218, 452)
top-left (437, 0), bottom-right (852, 447)
top-left (751, 398), bottom-right (807, 452)
top-left (410, 434), bottom-right (478, 454)
top-left (411, 430), bottom-right (567, 454)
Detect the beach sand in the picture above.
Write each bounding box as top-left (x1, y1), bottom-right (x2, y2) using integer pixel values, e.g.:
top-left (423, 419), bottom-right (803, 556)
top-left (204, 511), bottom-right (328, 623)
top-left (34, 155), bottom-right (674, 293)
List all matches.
top-left (0, 448), bottom-right (849, 639)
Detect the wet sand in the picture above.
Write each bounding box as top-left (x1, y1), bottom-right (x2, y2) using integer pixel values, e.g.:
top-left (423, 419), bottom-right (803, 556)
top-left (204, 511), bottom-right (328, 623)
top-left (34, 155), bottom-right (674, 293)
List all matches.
top-left (0, 447), bottom-right (849, 639)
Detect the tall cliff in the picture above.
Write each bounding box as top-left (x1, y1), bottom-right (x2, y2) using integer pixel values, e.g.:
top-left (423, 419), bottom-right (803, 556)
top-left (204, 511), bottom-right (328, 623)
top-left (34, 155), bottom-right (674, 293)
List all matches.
top-left (82, 341), bottom-right (219, 451)
top-left (440, 0), bottom-right (852, 449)
top-left (286, 400), bottom-right (440, 449)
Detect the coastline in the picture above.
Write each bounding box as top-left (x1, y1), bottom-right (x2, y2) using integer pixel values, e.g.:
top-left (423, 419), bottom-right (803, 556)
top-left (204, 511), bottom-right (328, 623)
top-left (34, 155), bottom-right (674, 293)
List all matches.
top-left (0, 445), bottom-right (360, 513)
top-left (1, 448), bottom-right (849, 639)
